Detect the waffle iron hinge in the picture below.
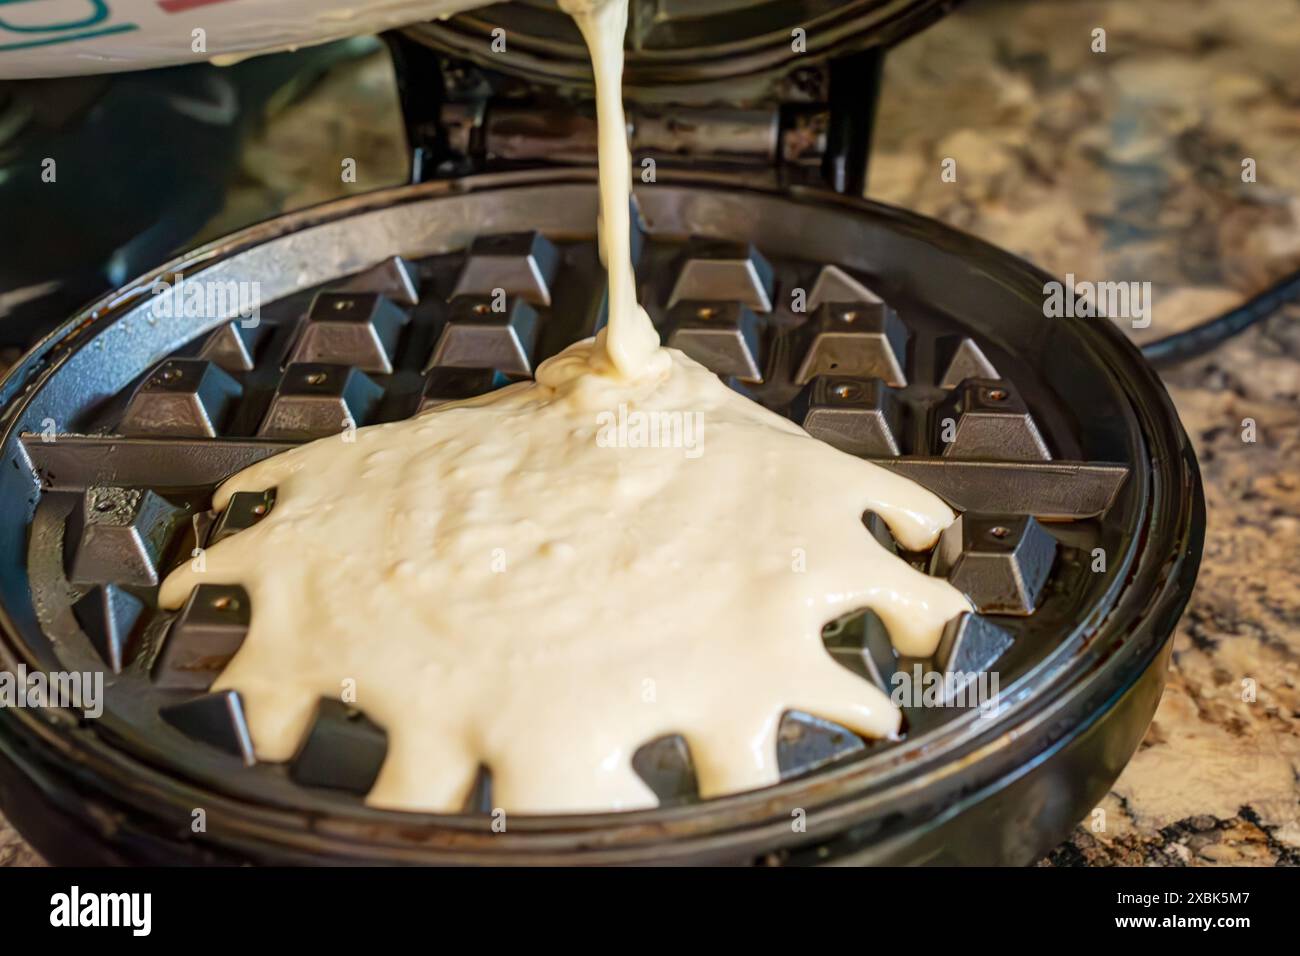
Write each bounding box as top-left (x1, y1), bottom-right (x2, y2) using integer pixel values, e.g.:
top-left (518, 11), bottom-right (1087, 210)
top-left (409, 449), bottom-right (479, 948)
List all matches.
top-left (423, 97), bottom-right (832, 188)
top-left (382, 34), bottom-right (881, 193)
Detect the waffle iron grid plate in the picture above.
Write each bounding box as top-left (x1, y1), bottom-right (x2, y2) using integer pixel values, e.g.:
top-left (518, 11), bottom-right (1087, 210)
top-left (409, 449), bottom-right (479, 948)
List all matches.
top-left (0, 170), bottom-right (1202, 865)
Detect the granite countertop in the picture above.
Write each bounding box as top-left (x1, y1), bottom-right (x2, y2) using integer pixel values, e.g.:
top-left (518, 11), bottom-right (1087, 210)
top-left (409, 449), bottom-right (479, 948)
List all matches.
top-left (866, 0), bottom-right (1299, 865)
top-left (2, 0), bottom-right (1296, 866)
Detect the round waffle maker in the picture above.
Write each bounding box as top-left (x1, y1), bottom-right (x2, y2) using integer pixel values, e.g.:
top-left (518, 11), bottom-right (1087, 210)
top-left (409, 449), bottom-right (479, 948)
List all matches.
top-left (0, 2), bottom-right (1202, 866)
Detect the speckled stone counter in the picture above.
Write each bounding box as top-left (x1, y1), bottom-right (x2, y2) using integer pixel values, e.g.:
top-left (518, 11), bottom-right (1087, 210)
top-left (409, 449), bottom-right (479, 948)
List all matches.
top-left (866, 0), bottom-right (1299, 866)
top-left (2, 0), bottom-right (1296, 866)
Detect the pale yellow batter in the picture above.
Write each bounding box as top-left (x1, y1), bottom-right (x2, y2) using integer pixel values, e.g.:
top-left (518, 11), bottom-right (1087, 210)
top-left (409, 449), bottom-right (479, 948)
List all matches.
top-left (562, 0), bottom-right (664, 380)
top-left (157, 0), bottom-right (971, 813)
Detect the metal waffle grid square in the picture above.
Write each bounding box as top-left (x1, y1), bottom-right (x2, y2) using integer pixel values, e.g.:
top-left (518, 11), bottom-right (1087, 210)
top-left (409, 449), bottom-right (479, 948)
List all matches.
top-left (19, 230), bottom-right (1130, 812)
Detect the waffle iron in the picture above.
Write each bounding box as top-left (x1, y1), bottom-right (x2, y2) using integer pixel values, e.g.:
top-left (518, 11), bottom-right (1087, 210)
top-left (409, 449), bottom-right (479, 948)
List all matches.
top-left (0, 2), bottom-right (1202, 865)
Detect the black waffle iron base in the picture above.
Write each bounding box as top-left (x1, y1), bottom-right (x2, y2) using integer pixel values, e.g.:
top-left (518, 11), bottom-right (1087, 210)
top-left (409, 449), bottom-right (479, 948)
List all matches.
top-left (0, 170), bottom-right (1202, 865)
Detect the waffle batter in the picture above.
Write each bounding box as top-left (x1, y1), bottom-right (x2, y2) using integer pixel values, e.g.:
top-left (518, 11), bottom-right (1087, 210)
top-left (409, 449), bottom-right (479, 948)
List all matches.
top-left (158, 0), bottom-right (971, 813)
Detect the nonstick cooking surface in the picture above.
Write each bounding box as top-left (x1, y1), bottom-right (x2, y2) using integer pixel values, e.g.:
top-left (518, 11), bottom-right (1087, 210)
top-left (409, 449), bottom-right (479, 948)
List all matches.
top-left (0, 170), bottom-right (1199, 864)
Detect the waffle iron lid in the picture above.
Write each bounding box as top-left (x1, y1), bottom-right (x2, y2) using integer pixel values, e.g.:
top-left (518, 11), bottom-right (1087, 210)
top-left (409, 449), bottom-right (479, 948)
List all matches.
top-left (404, 0), bottom-right (959, 90)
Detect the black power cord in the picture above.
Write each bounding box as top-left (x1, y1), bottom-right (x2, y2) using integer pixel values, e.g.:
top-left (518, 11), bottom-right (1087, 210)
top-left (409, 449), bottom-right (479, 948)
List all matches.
top-left (1141, 267), bottom-right (1300, 368)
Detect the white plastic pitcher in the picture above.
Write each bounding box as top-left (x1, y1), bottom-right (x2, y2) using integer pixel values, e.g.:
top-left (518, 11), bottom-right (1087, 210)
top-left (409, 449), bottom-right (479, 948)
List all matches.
top-left (0, 0), bottom-right (494, 78)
